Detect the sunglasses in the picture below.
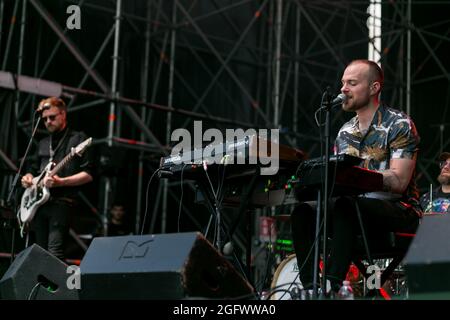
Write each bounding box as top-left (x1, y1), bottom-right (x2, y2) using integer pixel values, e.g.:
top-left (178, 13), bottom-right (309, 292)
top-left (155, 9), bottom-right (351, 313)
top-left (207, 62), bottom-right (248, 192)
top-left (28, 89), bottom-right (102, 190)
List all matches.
top-left (439, 161), bottom-right (450, 170)
top-left (42, 113), bottom-right (61, 122)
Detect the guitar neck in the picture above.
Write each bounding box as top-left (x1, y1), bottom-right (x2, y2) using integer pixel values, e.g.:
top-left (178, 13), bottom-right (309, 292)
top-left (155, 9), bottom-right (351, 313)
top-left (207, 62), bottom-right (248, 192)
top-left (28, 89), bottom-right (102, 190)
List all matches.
top-left (43, 137), bottom-right (91, 179)
top-left (48, 152), bottom-right (74, 176)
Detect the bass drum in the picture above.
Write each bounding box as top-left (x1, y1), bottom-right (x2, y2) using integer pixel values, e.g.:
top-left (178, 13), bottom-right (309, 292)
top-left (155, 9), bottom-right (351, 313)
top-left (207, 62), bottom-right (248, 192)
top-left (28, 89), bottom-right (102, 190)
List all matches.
top-left (269, 254), bottom-right (332, 300)
top-left (270, 254), bottom-right (303, 300)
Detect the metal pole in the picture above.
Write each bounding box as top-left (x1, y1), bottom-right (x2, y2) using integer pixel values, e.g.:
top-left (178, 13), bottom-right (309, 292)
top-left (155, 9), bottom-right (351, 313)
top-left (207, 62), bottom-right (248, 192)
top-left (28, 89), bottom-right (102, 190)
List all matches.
top-left (399, 23), bottom-right (404, 111)
top-left (67, 25), bottom-right (115, 110)
top-left (176, 0), bottom-right (272, 128)
top-left (29, 0), bottom-right (110, 93)
top-left (16, 0), bottom-right (27, 117)
top-left (293, 4), bottom-right (301, 146)
top-left (265, 1), bottom-right (273, 121)
top-left (406, 0), bottom-right (412, 116)
top-left (147, 0), bottom-right (166, 125)
top-left (367, 0), bottom-right (382, 64)
top-left (31, 17), bottom-right (43, 118)
top-left (161, 0), bottom-right (177, 233)
top-left (103, 0), bottom-right (122, 236)
top-left (0, 1), bottom-right (4, 57)
top-left (273, 0), bottom-right (282, 128)
top-left (108, 0), bottom-right (122, 146)
top-left (20, 0), bottom-right (89, 117)
top-left (59, 83), bottom-right (256, 128)
top-left (136, 1), bottom-right (152, 234)
top-left (2, 0), bottom-right (19, 70)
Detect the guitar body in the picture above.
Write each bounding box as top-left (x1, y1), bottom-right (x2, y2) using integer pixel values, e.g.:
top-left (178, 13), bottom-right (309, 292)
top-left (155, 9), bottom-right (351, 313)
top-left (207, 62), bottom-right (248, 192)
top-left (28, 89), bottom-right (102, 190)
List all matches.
top-left (18, 137), bottom-right (92, 224)
top-left (19, 164), bottom-right (52, 223)
top-left (19, 179), bottom-right (50, 223)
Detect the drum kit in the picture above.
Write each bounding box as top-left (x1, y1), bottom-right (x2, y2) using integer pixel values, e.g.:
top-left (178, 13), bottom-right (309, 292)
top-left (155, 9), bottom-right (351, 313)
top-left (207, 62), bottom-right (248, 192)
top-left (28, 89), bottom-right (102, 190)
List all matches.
top-left (267, 254), bottom-right (408, 299)
top-left (269, 254), bottom-right (302, 300)
top-left (261, 214), bottom-right (408, 300)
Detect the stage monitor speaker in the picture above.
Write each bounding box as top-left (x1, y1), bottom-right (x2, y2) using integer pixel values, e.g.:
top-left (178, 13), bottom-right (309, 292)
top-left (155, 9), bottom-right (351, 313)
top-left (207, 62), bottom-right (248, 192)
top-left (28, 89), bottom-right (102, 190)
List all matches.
top-left (0, 244), bottom-right (79, 300)
top-left (79, 232), bottom-right (254, 299)
top-left (404, 214), bottom-right (450, 298)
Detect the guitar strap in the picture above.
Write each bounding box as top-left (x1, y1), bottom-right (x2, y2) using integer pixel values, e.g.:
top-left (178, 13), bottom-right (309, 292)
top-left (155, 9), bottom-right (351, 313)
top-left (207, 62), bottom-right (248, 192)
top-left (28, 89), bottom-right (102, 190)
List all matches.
top-left (49, 128), bottom-right (69, 162)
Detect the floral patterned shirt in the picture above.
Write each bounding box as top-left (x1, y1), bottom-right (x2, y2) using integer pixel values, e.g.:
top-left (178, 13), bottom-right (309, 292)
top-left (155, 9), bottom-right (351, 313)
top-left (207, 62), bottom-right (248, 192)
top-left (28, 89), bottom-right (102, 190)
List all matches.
top-left (335, 104), bottom-right (421, 213)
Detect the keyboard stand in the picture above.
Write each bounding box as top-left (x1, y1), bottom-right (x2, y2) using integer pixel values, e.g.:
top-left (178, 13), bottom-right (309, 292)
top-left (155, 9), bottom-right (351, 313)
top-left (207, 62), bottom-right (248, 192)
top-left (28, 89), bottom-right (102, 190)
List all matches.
top-left (195, 171), bottom-right (259, 288)
top-left (226, 169), bottom-right (260, 280)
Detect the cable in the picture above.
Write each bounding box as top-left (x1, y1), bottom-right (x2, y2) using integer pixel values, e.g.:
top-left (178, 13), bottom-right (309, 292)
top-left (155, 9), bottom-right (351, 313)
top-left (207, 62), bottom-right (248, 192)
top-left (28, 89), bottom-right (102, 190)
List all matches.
top-left (199, 161), bottom-right (256, 296)
top-left (140, 168), bottom-right (161, 235)
top-left (265, 288), bottom-right (294, 300)
top-left (216, 161), bottom-right (225, 200)
top-left (201, 163), bottom-right (255, 295)
top-left (216, 163), bottom-right (227, 207)
top-left (203, 163), bottom-right (218, 200)
top-left (27, 282), bottom-right (42, 300)
top-left (264, 280), bottom-right (306, 300)
top-left (254, 216), bottom-right (276, 294)
top-left (204, 214), bottom-right (214, 238)
top-left (314, 107), bottom-right (326, 127)
top-left (264, 217), bottom-right (325, 300)
top-left (177, 164), bottom-right (188, 232)
top-left (203, 164), bottom-right (223, 248)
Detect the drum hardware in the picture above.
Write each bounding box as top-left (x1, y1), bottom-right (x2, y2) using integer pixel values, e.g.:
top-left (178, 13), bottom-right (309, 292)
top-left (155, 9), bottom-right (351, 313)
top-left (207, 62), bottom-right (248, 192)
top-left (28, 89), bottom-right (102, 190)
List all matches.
top-left (358, 258), bottom-right (408, 298)
top-left (269, 254), bottom-right (367, 300)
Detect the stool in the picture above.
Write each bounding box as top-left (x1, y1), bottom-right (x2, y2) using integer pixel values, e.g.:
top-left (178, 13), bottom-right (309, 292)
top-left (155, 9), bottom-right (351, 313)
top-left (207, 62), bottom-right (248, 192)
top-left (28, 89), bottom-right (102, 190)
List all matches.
top-left (352, 232), bottom-right (415, 297)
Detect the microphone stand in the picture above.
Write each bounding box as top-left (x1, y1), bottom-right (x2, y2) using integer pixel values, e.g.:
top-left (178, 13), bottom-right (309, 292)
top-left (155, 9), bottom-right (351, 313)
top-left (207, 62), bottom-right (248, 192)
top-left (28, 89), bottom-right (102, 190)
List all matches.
top-left (6, 112), bottom-right (42, 260)
top-left (319, 88), bottom-right (333, 299)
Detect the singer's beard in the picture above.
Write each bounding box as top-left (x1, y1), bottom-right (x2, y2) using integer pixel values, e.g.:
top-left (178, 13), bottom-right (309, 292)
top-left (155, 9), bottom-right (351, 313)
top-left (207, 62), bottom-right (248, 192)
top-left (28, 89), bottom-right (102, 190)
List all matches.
top-left (342, 101), bottom-right (363, 112)
top-left (342, 93), bottom-right (371, 112)
top-left (437, 173), bottom-right (450, 186)
top-left (342, 102), bottom-right (355, 112)
top-left (342, 99), bottom-right (366, 112)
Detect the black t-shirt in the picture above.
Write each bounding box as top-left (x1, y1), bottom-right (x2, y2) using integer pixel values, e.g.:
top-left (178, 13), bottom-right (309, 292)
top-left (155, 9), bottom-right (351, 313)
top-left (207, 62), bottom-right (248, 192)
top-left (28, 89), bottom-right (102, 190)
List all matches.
top-left (30, 127), bottom-right (94, 199)
top-left (107, 222), bottom-right (132, 237)
top-left (420, 186), bottom-right (450, 214)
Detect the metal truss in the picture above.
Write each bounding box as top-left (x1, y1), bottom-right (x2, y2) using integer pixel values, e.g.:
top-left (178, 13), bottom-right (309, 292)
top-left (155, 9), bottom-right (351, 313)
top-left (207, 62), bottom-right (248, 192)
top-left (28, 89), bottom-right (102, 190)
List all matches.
top-left (1, 0), bottom-right (450, 261)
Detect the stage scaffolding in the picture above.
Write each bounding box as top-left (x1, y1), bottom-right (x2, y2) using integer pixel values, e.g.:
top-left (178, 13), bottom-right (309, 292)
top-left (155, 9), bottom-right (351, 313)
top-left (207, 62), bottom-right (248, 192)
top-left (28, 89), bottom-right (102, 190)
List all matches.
top-left (1, 0), bottom-right (450, 274)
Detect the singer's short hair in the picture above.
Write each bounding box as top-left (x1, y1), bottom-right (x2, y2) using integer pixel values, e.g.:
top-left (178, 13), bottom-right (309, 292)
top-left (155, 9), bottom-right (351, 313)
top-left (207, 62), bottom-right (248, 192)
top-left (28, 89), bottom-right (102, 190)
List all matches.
top-left (348, 59), bottom-right (384, 90)
top-left (38, 97), bottom-right (67, 111)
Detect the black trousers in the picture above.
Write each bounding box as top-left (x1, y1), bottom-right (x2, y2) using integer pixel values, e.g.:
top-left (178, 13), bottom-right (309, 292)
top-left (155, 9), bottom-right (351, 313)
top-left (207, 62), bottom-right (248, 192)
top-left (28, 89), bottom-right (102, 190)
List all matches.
top-left (31, 200), bottom-right (73, 260)
top-left (290, 196), bottom-right (420, 291)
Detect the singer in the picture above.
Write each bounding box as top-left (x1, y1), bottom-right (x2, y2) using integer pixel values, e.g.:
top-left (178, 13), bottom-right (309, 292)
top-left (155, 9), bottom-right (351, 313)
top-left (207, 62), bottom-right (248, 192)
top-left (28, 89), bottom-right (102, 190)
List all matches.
top-left (290, 59), bottom-right (422, 296)
top-left (20, 97), bottom-right (94, 260)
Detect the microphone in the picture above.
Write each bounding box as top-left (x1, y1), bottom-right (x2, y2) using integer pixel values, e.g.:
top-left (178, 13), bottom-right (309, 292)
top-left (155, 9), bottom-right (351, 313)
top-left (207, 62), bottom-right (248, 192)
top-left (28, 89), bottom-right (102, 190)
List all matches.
top-left (36, 103), bottom-right (51, 113)
top-left (331, 93), bottom-right (347, 105)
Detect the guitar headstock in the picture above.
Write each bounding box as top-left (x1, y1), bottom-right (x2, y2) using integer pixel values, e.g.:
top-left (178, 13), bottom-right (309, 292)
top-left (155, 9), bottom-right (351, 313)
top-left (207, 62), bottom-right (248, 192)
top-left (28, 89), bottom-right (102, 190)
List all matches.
top-left (72, 137), bottom-right (93, 157)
